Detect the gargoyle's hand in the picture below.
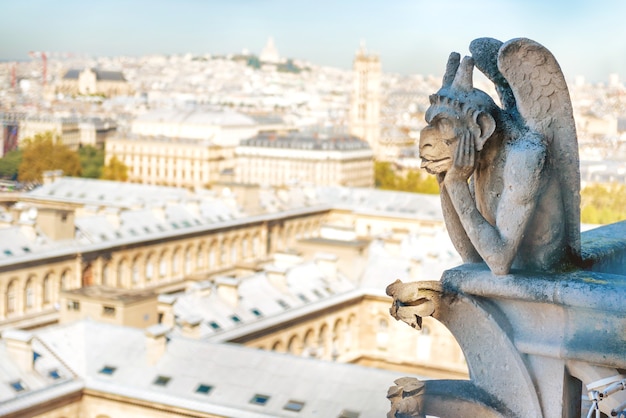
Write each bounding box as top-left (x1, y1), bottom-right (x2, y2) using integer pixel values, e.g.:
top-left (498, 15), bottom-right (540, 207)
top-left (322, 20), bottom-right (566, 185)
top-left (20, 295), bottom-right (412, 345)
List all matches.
top-left (446, 131), bottom-right (476, 183)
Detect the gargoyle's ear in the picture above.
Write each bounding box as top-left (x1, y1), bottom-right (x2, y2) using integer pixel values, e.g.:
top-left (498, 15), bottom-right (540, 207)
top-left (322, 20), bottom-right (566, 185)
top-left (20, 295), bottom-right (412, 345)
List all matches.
top-left (474, 111), bottom-right (496, 151)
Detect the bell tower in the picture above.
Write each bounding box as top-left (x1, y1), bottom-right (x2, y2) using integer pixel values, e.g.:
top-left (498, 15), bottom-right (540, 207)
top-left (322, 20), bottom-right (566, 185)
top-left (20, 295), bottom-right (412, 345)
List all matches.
top-left (349, 41), bottom-right (381, 157)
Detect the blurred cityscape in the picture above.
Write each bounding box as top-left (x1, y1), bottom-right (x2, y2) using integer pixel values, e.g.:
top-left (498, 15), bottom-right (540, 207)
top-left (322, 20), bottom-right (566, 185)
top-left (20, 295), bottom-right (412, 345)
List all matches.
top-left (0, 38), bottom-right (625, 417)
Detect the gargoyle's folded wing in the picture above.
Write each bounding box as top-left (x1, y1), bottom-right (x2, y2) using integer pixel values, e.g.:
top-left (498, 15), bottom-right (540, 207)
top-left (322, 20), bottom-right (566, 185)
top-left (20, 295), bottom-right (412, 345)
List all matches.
top-left (498, 38), bottom-right (581, 260)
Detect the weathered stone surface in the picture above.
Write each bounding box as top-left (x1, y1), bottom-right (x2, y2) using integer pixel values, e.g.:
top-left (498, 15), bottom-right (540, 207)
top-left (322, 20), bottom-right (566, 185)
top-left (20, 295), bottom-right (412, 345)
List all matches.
top-left (419, 37), bottom-right (580, 275)
top-left (387, 232), bottom-right (626, 417)
top-left (387, 37), bottom-right (626, 418)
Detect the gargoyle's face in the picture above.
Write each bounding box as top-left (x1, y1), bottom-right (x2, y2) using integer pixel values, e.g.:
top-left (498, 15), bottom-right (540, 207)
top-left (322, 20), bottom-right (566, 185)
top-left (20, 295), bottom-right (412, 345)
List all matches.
top-left (419, 110), bottom-right (461, 175)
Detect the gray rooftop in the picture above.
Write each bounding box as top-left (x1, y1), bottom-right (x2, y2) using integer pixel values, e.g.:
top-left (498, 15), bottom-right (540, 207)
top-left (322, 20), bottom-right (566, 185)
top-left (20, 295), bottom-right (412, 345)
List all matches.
top-left (240, 132), bottom-right (371, 151)
top-left (0, 319), bottom-right (414, 418)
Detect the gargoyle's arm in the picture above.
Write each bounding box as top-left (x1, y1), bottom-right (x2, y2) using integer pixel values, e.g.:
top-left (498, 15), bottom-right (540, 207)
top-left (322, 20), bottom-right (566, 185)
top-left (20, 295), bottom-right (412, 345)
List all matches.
top-left (438, 175), bottom-right (483, 263)
top-left (444, 135), bottom-right (546, 275)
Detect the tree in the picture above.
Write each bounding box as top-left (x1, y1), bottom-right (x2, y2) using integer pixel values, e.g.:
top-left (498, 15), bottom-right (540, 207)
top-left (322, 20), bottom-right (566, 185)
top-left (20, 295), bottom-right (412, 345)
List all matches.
top-left (0, 149), bottom-right (23, 180)
top-left (18, 132), bottom-right (81, 183)
top-left (374, 161), bottom-right (439, 194)
top-left (78, 145), bottom-right (105, 178)
top-left (581, 183), bottom-right (626, 224)
top-left (374, 161), bottom-right (398, 189)
top-left (101, 156), bottom-right (129, 181)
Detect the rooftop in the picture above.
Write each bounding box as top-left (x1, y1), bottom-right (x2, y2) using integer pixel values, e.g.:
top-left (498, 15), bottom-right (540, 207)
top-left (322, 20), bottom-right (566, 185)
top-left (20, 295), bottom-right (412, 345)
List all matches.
top-left (0, 319), bottom-right (416, 418)
top-left (240, 132), bottom-right (371, 151)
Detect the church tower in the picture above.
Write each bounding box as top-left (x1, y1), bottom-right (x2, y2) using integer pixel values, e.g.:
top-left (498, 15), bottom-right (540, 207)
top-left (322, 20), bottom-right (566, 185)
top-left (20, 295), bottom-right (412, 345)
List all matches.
top-left (349, 41), bottom-right (381, 157)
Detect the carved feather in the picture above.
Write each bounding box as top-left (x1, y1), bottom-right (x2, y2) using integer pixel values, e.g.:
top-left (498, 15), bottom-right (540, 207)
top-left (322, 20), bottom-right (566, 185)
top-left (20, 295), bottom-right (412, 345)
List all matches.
top-left (497, 38), bottom-right (581, 259)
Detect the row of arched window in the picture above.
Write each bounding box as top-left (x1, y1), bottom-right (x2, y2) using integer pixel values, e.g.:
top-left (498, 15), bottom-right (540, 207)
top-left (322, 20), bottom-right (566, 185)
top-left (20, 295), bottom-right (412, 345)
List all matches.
top-left (3, 270), bottom-right (71, 318)
top-left (264, 314), bottom-right (357, 361)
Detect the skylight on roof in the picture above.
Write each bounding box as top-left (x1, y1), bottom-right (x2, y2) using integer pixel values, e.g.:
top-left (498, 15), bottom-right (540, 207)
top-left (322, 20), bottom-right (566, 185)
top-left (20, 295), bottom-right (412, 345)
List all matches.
top-left (195, 384), bottom-right (213, 395)
top-left (298, 294), bottom-right (309, 303)
top-left (277, 299), bottom-right (290, 309)
top-left (48, 369), bottom-right (61, 380)
top-left (250, 394), bottom-right (270, 405)
top-left (10, 381), bottom-right (25, 392)
top-left (251, 308), bottom-right (262, 317)
top-left (338, 410), bottom-right (360, 418)
top-left (209, 321), bottom-right (221, 330)
top-left (230, 315), bottom-right (241, 323)
top-left (98, 365), bottom-right (117, 375)
top-left (4, 249), bottom-right (12, 256)
top-left (284, 400), bottom-right (305, 412)
top-left (153, 375), bottom-right (171, 386)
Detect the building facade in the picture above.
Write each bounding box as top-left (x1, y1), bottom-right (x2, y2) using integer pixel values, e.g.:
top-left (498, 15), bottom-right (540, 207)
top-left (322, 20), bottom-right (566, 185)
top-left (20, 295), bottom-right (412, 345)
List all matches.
top-left (105, 136), bottom-right (232, 188)
top-left (55, 68), bottom-right (131, 97)
top-left (235, 132), bottom-right (374, 187)
top-left (105, 110), bottom-right (272, 189)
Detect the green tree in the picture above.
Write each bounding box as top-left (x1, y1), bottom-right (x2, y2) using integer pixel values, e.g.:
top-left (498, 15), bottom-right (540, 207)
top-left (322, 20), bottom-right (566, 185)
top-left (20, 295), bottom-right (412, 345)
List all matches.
top-left (581, 183), bottom-right (626, 224)
top-left (101, 156), bottom-right (129, 181)
top-left (374, 161), bottom-right (398, 189)
top-left (374, 161), bottom-right (439, 194)
top-left (0, 149), bottom-right (23, 179)
top-left (18, 132), bottom-right (81, 183)
top-left (78, 145), bottom-right (105, 179)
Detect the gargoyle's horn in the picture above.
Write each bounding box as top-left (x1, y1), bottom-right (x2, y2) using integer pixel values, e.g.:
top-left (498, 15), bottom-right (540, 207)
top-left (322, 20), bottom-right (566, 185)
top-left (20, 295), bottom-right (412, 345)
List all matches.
top-left (442, 52), bottom-right (461, 88)
top-left (451, 56), bottom-right (475, 92)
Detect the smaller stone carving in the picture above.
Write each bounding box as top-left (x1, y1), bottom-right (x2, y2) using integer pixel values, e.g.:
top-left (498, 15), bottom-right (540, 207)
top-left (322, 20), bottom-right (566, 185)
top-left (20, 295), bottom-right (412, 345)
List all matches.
top-left (387, 377), bottom-right (425, 418)
top-left (419, 37), bottom-right (581, 275)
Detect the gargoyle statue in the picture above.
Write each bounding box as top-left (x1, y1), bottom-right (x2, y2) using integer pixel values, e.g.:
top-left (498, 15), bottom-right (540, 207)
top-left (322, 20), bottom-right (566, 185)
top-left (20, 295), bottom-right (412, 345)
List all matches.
top-left (420, 37), bottom-right (581, 275)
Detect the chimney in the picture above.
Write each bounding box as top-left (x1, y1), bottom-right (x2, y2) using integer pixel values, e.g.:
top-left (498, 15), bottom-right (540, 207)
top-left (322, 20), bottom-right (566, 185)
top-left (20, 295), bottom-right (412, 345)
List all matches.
top-left (157, 294), bottom-right (178, 328)
top-left (266, 265), bottom-right (288, 291)
top-left (36, 207), bottom-right (75, 241)
top-left (145, 323), bottom-right (170, 366)
top-left (181, 315), bottom-right (202, 339)
top-left (216, 277), bottom-right (240, 306)
top-left (9, 205), bottom-right (22, 225)
top-left (42, 169), bottom-right (63, 185)
top-left (274, 250), bottom-right (303, 268)
top-left (315, 252), bottom-right (338, 281)
top-left (3, 329), bottom-right (34, 371)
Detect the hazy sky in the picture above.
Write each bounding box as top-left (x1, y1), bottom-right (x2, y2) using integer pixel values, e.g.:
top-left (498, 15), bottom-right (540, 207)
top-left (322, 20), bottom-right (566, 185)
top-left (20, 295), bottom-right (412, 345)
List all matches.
top-left (2, 0), bottom-right (626, 82)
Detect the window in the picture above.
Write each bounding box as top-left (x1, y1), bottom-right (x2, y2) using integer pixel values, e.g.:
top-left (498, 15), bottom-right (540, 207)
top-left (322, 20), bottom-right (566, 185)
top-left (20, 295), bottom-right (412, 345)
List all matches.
top-left (298, 294), bottom-right (309, 303)
top-left (230, 315), bottom-right (241, 323)
top-left (277, 299), bottom-right (290, 309)
top-left (153, 375), bottom-right (171, 386)
top-left (102, 306), bottom-right (116, 317)
top-left (284, 400), bottom-right (305, 412)
top-left (251, 308), bottom-right (262, 317)
top-left (10, 381), bottom-right (25, 392)
top-left (338, 410), bottom-right (360, 418)
top-left (209, 321), bottom-right (221, 330)
top-left (250, 394), bottom-right (270, 405)
top-left (146, 257), bottom-right (154, 281)
top-left (67, 300), bottom-right (80, 311)
top-left (48, 369), bottom-right (61, 380)
top-left (98, 365), bottom-right (116, 375)
top-left (25, 279), bottom-right (34, 309)
top-left (195, 384), bottom-right (213, 395)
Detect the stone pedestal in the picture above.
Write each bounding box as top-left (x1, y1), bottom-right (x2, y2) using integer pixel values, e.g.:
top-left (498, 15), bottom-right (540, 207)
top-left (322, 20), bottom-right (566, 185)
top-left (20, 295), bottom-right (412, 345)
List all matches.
top-left (387, 222), bottom-right (626, 418)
